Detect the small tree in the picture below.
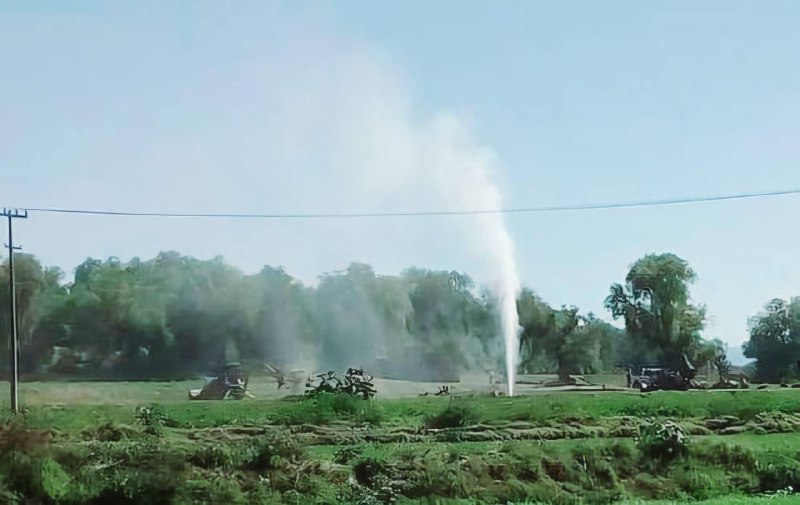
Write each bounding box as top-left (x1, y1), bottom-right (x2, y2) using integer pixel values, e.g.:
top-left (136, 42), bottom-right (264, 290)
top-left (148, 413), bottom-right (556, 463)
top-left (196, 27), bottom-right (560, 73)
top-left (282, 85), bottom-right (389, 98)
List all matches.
top-left (550, 306), bottom-right (595, 381)
top-left (713, 349), bottom-right (731, 384)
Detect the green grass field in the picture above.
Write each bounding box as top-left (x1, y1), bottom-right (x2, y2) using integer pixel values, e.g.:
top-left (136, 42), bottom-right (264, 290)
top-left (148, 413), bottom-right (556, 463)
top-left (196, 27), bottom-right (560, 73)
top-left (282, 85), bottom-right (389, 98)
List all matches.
top-left (2, 383), bottom-right (800, 504)
top-left (5, 379), bottom-right (799, 429)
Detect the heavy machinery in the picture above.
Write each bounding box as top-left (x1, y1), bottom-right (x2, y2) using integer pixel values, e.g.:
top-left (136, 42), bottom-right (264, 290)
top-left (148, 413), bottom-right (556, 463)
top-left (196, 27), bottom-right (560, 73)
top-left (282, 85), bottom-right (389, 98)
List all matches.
top-left (189, 362), bottom-right (252, 400)
top-left (264, 362), bottom-right (307, 393)
top-left (305, 367), bottom-right (377, 399)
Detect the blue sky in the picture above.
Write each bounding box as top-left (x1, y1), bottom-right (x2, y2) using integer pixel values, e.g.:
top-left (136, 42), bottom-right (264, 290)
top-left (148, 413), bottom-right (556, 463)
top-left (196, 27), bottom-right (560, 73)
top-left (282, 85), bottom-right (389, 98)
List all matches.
top-left (2, 1), bottom-right (799, 364)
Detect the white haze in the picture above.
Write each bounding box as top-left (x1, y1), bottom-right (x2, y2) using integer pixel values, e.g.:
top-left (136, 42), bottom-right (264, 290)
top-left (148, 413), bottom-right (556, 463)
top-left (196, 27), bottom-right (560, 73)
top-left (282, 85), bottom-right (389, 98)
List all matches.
top-left (305, 54), bottom-right (525, 391)
top-left (0, 7), bottom-right (523, 383)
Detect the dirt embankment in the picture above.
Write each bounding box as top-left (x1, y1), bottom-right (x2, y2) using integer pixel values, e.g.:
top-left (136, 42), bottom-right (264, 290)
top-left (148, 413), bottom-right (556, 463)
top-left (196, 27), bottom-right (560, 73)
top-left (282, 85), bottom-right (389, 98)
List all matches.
top-left (179, 410), bottom-right (800, 447)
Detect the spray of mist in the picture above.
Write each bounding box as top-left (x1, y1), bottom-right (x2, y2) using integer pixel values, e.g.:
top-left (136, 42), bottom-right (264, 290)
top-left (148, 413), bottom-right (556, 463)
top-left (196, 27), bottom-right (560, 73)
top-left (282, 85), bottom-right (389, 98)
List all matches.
top-left (26, 14), bottom-right (529, 389)
top-left (467, 203), bottom-right (521, 396)
top-left (479, 215), bottom-right (521, 396)
top-left (416, 117), bottom-right (522, 396)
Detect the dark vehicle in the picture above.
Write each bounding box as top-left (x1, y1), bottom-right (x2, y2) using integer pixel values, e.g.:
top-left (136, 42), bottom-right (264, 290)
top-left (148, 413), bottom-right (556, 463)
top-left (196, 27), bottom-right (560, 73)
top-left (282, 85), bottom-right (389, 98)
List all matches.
top-left (630, 355), bottom-right (697, 392)
top-left (632, 366), bottom-right (692, 392)
top-left (189, 362), bottom-right (251, 400)
top-left (632, 367), bottom-right (661, 392)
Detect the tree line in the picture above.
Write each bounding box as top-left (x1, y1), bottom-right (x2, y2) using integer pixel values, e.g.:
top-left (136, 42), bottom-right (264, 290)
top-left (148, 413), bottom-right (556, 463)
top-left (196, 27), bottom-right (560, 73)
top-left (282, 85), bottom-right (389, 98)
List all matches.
top-left (0, 251), bottom-right (797, 382)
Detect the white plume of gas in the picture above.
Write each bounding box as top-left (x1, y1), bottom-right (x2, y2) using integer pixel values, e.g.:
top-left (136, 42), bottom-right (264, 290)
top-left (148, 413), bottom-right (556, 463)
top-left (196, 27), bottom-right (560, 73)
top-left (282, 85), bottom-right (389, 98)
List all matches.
top-left (280, 51), bottom-right (525, 394)
top-left (16, 13), bottom-right (527, 391)
top-left (415, 117), bottom-right (522, 396)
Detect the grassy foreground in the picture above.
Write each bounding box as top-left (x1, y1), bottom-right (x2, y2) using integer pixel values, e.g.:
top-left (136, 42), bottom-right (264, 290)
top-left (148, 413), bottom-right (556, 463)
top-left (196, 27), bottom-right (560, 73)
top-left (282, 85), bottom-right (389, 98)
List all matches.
top-left (2, 388), bottom-right (800, 504)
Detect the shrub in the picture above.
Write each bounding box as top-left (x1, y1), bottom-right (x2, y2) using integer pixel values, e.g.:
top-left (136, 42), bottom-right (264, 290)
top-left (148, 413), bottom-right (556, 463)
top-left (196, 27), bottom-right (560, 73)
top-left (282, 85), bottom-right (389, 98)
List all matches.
top-left (673, 467), bottom-right (716, 500)
top-left (333, 446), bottom-right (363, 465)
top-left (0, 476), bottom-right (20, 505)
top-left (40, 458), bottom-right (71, 501)
top-left (91, 468), bottom-right (182, 505)
top-left (637, 420), bottom-right (689, 463)
top-left (82, 422), bottom-right (140, 442)
top-left (336, 479), bottom-right (382, 505)
top-left (353, 457), bottom-right (387, 487)
top-left (135, 405), bottom-right (171, 436)
top-left (189, 444), bottom-right (238, 470)
top-left (292, 394), bottom-right (384, 425)
top-left (0, 419), bottom-right (52, 454)
top-left (174, 476), bottom-right (247, 505)
top-left (691, 442), bottom-right (756, 470)
top-left (572, 449), bottom-right (619, 489)
top-left (240, 431), bottom-right (306, 472)
top-left (755, 454), bottom-right (800, 492)
top-left (350, 456), bottom-right (406, 502)
top-left (425, 406), bottom-right (477, 430)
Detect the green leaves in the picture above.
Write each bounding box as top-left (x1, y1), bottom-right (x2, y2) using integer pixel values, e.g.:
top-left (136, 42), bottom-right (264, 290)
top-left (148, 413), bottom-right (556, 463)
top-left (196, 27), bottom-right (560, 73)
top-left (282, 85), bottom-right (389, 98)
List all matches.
top-left (605, 253), bottom-right (707, 369)
top-left (6, 249), bottom-right (722, 382)
top-left (743, 297), bottom-right (800, 382)
top-left (517, 291), bottom-right (602, 377)
top-left (637, 419), bottom-right (690, 463)
top-left (40, 458), bottom-right (71, 500)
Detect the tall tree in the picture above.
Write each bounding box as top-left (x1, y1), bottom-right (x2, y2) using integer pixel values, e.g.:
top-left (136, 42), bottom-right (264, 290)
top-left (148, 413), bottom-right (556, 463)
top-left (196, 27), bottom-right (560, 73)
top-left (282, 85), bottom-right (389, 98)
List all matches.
top-left (604, 253), bottom-right (706, 369)
top-left (517, 289), bottom-right (556, 373)
top-left (1, 254), bottom-right (69, 372)
top-left (743, 298), bottom-right (800, 383)
top-left (581, 312), bottom-right (625, 372)
top-left (404, 269), bottom-right (479, 374)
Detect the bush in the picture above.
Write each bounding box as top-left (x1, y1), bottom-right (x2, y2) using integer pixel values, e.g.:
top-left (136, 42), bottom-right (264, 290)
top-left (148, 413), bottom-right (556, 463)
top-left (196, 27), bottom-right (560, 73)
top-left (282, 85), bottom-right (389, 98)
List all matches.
top-left (604, 441), bottom-right (639, 478)
top-left (174, 476), bottom-right (247, 505)
top-left (242, 482), bottom-right (283, 505)
top-left (0, 421), bottom-right (58, 502)
top-left (353, 457), bottom-right (387, 487)
top-left (351, 457), bottom-right (408, 503)
top-left (91, 468), bottom-right (182, 505)
top-left (135, 405), bottom-right (171, 436)
top-left (333, 446), bottom-right (363, 465)
top-left (425, 406), bottom-right (477, 430)
top-left (755, 454), bottom-right (800, 492)
top-left (189, 444), bottom-right (239, 470)
top-left (572, 448), bottom-right (619, 490)
top-left (692, 442), bottom-right (756, 470)
top-left (291, 394), bottom-right (384, 425)
top-left (673, 467), bottom-right (717, 500)
top-left (82, 422), bottom-right (141, 442)
top-left (240, 431), bottom-right (306, 472)
top-left (0, 419), bottom-right (52, 454)
top-left (637, 420), bottom-right (689, 463)
top-left (336, 479), bottom-right (383, 505)
top-left (0, 478), bottom-right (19, 505)
top-left (40, 458), bottom-right (71, 501)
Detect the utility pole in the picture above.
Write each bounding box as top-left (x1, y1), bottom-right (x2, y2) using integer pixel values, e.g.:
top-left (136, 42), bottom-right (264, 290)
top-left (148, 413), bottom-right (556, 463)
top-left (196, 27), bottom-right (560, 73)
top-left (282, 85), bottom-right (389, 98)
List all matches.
top-left (3, 208), bottom-right (27, 414)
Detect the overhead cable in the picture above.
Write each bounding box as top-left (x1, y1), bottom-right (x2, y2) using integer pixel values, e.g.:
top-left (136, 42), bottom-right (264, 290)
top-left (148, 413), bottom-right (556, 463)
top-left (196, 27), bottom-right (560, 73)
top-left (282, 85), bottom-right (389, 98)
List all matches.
top-left (20, 187), bottom-right (800, 219)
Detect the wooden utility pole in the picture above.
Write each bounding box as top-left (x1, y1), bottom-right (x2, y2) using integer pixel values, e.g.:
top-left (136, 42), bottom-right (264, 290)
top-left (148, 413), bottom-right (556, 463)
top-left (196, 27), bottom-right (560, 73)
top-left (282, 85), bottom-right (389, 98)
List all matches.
top-left (3, 208), bottom-right (27, 414)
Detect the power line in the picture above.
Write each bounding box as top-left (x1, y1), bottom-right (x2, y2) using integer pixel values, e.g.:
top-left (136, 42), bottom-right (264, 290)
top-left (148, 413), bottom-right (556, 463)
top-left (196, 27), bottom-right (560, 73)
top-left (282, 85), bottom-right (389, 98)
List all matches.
top-left (19, 187), bottom-right (800, 219)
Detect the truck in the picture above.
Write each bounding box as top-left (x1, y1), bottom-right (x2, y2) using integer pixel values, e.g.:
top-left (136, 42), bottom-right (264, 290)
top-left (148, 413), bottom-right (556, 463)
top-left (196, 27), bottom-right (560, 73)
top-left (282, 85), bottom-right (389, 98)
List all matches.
top-left (631, 355), bottom-right (697, 392)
